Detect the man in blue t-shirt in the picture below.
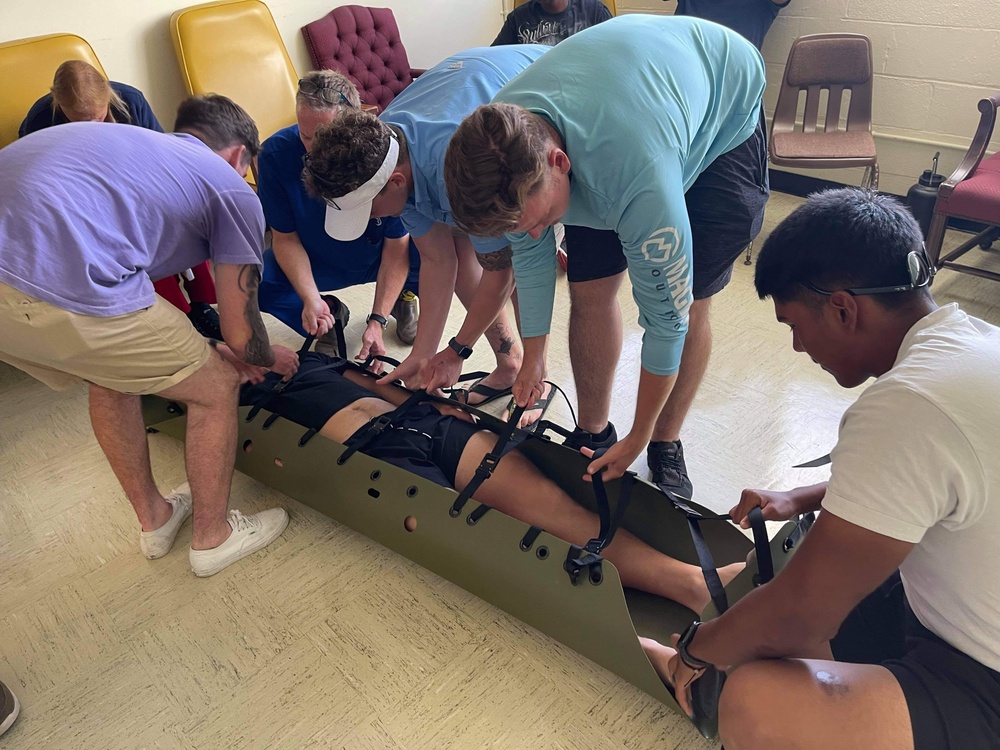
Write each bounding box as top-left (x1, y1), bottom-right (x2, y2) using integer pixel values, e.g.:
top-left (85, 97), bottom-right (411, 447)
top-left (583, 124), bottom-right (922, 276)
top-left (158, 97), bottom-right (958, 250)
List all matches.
top-left (299, 46), bottom-right (551, 422)
top-left (446, 17), bottom-right (769, 493)
top-left (257, 71), bottom-right (420, 361)
top-left (492, 0), bottom-right (612, 46)
top-left (0, 96), bottom-right (297, 578)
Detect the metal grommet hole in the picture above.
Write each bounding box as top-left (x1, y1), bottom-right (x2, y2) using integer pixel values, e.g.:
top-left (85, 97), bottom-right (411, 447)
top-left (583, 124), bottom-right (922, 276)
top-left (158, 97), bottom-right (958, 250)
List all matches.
top-left (589, 569), bottom-right (603, 586)
top-left (242, 439), bottom-right (253, 453)
top-left (370, 470), bottom-right (381, 481)
top-left (404, 515), bottom-right (417, 532)
top-left (406, 486), bottom-right (418, 497)
top-left (536, 546), bottom-right (549, 560)
top-left (519, 540), bottom-right (532, 552)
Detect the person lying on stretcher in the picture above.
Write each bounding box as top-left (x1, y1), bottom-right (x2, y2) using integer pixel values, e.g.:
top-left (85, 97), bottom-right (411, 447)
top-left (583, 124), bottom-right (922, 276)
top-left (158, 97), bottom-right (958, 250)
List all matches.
top-left (222, 344), bottom-right (743, 613)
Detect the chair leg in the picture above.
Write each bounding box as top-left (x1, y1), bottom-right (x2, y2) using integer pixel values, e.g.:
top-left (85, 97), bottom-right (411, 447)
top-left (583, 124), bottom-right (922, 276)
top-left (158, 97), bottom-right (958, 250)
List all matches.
top-left (743, 240), bottom-right (754, 266)
top-left (862, 162), bottom-right (880, 191)
top-left (925, 211), bottom-right (948, 269)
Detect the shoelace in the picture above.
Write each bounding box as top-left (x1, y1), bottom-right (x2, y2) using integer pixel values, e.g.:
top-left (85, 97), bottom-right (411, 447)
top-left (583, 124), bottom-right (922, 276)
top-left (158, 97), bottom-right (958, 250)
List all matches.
top-left (228, 509), bottom-right (260, 533)
top-left (650, 445), bottom-right (686, 482)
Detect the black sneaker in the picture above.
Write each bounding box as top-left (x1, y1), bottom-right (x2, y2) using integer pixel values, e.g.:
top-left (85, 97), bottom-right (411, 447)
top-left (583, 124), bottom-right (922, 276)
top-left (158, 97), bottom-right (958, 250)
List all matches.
top-left (563, 422), bottom-right (618, 452)
top-left (0, 680), bottom-right (20, 737)
top-left (648, 439), bottom-right (693, 500)
top-left (188, 302), bottom-right (223, 341)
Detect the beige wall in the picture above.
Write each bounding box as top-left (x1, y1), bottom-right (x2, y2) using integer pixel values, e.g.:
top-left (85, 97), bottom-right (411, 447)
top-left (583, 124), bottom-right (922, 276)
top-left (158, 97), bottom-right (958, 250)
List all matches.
top-left (622, 0), bottom-right (1000, 194)
top-left (0, 0), bottom-right (505, 130)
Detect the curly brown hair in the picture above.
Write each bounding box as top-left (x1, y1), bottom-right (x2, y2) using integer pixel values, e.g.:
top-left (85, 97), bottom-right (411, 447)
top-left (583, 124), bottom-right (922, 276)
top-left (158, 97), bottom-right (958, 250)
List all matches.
top-left (301, 109), bottom-right (406, 201)
top-left (444, 103), bottom-right (552, 237)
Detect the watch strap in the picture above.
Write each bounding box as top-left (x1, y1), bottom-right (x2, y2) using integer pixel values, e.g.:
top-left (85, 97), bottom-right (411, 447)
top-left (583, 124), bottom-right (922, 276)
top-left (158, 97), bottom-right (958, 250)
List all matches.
top-left (448, 337), bottom-right (473, 359)
top-left (366, 313), bottom-right (388, 329)
top-left (678, 621), bottom-right (712, 671)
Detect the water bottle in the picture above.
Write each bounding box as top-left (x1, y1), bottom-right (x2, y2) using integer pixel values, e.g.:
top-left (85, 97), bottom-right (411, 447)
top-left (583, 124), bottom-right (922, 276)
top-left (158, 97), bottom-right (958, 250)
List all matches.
top-left (906, 152), bottom-right (945, 239)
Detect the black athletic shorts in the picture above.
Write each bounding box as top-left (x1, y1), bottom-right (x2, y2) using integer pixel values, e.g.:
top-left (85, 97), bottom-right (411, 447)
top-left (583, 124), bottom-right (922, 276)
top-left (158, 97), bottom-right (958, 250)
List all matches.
top-left (564, 108), bottom-right (770, 299)
top-left (832, 573), bottom-right (1000, 750)
top-left (346, 404), bottom-right (481, 489)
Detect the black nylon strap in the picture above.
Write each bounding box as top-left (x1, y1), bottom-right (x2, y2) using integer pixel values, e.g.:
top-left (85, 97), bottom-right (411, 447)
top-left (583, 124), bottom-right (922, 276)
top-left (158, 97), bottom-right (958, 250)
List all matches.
top-left (448, 404), bottom-right (527, 517)
top-left (519, 526), bottom-right (544, 551)
top-left (467, 503), bottom-right (492, 525)
top-left (337, 390), bottom-right (426, 466)
top-left (748, 507), bottom-right (774, 585)
top-left (586, 466), bottom-right (636, 555)
top-left (686, 515), bottom-right (729, 614)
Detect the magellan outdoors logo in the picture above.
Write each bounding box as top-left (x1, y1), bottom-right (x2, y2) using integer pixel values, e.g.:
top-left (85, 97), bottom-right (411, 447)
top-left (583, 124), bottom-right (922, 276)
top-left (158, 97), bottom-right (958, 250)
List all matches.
top-left (640, 226), bottom-right (680, 263)
top-left (642, 226), bottom-right (691, 328)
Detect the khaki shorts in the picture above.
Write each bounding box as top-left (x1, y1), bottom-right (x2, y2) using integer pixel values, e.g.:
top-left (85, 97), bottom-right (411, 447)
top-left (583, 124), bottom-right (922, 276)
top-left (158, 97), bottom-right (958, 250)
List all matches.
top-left (0, 280), bottom-right (211, 394)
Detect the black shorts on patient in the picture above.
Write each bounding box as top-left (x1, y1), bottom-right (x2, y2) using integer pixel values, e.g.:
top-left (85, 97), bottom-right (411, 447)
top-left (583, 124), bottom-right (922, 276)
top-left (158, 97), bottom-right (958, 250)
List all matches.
top-left (240, 353), bottom-right (481, 488)
top-left (832, 572), bottom-right (1000, 750)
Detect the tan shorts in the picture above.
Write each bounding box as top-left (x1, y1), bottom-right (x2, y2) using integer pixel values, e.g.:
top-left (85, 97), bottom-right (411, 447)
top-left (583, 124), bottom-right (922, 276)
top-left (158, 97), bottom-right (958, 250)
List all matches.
top-left (0, 280), bottom-right (211, 394)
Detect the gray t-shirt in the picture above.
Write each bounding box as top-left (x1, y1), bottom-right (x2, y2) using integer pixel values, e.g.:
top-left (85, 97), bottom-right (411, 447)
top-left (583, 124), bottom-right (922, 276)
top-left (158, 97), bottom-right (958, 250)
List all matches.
top-left (0, 122), bottom-right (264, 317)
top-left (492, 0), bottom-right (612, 46)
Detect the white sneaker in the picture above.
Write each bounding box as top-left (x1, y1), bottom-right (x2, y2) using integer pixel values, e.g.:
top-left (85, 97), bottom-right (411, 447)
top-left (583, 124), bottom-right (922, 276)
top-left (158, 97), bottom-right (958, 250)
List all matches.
top-left (139, 483), bottom-right (193, 560)
top-left (189, 508), bottom-right (289, 578)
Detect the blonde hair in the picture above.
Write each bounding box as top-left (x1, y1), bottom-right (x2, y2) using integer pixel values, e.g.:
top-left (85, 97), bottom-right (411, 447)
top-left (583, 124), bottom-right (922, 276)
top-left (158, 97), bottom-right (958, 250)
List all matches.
top-left (51, 60), bottom-right (129, 123)
top-left (444, 103), bottom-right (553, 237)
top-left (296, 69), bottom-right (361, 113)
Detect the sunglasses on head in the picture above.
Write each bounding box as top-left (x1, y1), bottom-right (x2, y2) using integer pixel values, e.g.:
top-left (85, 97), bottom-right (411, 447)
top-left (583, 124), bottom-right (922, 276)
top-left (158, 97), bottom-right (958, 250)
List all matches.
top-left (297, 78), bottom-right (353, 108)
top-left (804, 248), bottom-right (936, 297)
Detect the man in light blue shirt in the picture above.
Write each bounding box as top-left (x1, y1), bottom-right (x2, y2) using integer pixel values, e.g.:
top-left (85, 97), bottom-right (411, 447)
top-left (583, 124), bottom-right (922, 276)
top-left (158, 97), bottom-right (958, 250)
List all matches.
top-left (445, 16), bottom-right (769, 492)
top-left (301, 45), bottom-right (550, 420)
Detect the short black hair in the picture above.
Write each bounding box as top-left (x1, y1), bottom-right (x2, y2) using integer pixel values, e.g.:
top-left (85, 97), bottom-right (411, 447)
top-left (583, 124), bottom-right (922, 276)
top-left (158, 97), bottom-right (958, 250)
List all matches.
top-left (755, 188), bottom-right (928, 308)
top-left (174, 94), bottom-right (260, 161)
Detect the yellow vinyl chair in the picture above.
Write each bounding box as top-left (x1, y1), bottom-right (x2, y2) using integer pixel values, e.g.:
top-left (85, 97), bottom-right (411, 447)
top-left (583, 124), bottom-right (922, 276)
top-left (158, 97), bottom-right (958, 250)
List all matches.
top-left (513, 0), bottom-right (616, 15)
top-left (0, 33), bottom-right (107, 149)
top-left (170, 0), bottom-right (299, 185)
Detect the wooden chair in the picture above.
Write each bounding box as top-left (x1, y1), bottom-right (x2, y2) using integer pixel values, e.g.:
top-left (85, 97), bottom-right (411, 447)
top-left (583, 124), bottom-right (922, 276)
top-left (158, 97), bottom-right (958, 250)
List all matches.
top-left (769, 33), bottom-right (878, 190)
top-left (0, 33), bottom-right (106, 149)
top-left (301, 6), bottom-right (424, 112)
top-left (925, 92), bottom-right (1000, 282)
top-left (170, 0), bottom-right (298, 184)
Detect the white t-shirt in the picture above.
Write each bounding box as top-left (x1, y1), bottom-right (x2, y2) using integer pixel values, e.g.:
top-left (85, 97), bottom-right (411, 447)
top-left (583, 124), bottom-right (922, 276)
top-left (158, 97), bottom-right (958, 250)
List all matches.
top-left (823, 304), bottom-right (1000, 671)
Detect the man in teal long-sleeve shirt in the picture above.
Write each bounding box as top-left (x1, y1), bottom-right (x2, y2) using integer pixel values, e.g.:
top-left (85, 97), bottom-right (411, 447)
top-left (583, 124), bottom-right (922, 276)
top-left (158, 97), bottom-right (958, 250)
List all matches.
top-left (445, 15), bottom-right (768, 490)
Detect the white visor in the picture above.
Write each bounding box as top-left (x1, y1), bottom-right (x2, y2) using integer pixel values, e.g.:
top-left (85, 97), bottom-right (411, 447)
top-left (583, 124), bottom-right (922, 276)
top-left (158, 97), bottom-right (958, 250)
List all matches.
top-left (323, 135), bottom-right (399, 241)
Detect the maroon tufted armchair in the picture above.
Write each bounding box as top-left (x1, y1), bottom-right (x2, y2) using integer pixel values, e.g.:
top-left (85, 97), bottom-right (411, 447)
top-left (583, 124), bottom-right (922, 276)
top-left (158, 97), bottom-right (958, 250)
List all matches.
top-left (926, 92), bottom-right (1000, 283)
top-left (301, 5), bottom-right (425, 112)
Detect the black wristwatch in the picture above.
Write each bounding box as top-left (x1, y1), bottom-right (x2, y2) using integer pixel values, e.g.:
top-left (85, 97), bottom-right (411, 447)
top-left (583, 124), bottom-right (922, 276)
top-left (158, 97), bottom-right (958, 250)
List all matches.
top-left (677, 621), bottom-right (712, 671)
top-left (447, 337), bottom-right (473, 359)
top-left (366, 313), bottom-right (388, 329)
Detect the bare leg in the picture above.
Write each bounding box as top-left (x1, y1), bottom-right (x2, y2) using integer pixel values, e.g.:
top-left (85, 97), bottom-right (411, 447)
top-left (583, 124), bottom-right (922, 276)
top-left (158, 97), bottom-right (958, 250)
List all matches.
top-left (719, 659), bottom-right (914, 750)
top-left (89, 385), bottom-right (174, 531)
top-left (568, 272), bottom-right (625, 433)
top-left (453, 236), bottom-right (521, 395)
top-left (651, 296), bottom-right (712, 442)
top-left (457, 433), bottom-right (741, 611)
top-left (153, 352), bottom-right (241, 549)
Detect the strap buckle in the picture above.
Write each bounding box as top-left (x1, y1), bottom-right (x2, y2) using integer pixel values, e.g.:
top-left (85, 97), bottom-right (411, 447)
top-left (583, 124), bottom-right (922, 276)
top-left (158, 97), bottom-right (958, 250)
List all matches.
top-left (563, 544), bottom-right (605, 586)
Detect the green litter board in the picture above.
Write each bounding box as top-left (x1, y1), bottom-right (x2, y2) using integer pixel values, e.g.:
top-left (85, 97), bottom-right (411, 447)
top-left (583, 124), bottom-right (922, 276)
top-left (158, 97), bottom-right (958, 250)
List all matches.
top-left (143, 396), bottom-right (805, 737)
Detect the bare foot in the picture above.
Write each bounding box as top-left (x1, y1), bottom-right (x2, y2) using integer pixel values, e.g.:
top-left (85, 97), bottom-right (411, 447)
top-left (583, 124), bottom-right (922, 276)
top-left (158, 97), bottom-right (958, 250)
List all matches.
top-left (687, 561), bottom-right (746, 614)
top-left (514, 381), bottom-right (553, 429)
top-left (640, 636), bottom-right (677, 687)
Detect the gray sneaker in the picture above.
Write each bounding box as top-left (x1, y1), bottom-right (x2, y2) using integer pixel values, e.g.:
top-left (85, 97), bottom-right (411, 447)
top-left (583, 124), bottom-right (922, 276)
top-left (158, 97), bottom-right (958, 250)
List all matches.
top-left (0, 680), bottom-right (19, 737)
top-left (391, 290), bottom-right (419, 345)
top-left (189, 508), bottom-right (289, 578)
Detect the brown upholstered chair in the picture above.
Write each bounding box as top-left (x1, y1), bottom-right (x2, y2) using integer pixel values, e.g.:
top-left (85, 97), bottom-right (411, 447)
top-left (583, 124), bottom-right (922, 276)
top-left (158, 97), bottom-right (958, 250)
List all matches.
top-left (925, 92), bottom-right (1000, 282)
top-left (769, 33), bottom-right (878, 190)
top-left (0, 33), bottom-right (106, 149)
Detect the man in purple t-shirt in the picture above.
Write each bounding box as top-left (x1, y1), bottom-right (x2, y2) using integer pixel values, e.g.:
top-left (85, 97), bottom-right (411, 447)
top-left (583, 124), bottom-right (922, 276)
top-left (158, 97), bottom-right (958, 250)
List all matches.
top-left (0, 95), bottom-right (299, 578)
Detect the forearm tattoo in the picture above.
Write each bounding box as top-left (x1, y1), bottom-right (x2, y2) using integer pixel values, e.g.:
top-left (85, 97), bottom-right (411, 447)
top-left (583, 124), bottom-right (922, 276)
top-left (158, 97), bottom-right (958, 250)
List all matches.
top-left (477, 247), bottom-right (513, 272)
top-left (238, 265), bottom-right (275, 367)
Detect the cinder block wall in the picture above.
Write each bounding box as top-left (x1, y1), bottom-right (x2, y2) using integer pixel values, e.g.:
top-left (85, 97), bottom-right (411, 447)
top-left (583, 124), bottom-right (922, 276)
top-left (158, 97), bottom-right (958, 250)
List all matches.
top-left (619, 0), bottom-right (999, 195)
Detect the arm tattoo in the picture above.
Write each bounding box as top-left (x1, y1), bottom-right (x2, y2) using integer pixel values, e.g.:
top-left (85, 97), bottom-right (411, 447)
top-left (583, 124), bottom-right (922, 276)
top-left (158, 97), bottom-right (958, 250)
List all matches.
top-left (477, 247), bottom-right (513, 272)
top-left (238, 265), bottom-right (275, 367)
top-left (487, 322), bottom-right (515, 357)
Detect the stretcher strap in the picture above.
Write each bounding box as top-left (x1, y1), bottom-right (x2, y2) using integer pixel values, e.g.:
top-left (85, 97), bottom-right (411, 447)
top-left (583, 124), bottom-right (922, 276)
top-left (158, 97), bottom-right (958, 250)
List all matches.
top-left (749, 507), bottom-right (773, 585)
top-left (519, 526), bottom-right (544, 551)
top-left (686, 515), bottom-right (729, 614)
top-left (337, 390), bottom-right (427, 466)
top-left (467, 503), bottom-right (492, 525)
top-left (246, 336), bottom-right (317, 423)
top-left (448, 403), bottom-right (527, 517)
top-left (564, 452), bottom-right (636, 586)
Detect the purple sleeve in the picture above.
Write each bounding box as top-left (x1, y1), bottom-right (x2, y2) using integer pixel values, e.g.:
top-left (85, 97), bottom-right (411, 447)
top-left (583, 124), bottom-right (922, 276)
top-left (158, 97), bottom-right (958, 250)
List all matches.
top-left (206, 188), bottom-right (265, 268)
